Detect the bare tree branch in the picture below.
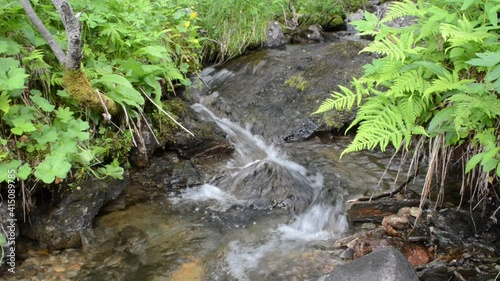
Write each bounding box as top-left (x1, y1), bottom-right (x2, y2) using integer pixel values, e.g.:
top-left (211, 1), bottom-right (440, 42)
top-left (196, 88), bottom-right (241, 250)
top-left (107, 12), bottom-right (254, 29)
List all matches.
top-left (20, 0), bottom-right (66, 65)
top-left (51, 0), bottom-right (83, 69)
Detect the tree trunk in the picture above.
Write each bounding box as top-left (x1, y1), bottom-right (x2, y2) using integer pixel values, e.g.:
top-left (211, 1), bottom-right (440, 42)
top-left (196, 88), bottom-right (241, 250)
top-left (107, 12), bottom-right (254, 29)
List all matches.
top-left (20, 0), bottom-right (117, 114)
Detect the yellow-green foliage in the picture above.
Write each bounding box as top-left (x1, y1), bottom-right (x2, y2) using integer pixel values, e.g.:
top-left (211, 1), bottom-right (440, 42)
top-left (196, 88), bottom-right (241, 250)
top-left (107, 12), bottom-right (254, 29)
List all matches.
top-left (315, 0), bottom-right (500, 206)
top-left (285, 74), bottom-right (310, 92)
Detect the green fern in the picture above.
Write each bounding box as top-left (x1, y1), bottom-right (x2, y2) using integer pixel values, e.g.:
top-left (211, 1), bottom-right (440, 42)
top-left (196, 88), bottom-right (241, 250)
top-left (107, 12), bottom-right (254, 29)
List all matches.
top-left (342, 96), bottom-right (412, 156)
top-left (380, 0), bottom-right (425, 24)
top-left (313, 78), bottom-right (369, 114)
top-left (424, 71), bottom-right (474, 99)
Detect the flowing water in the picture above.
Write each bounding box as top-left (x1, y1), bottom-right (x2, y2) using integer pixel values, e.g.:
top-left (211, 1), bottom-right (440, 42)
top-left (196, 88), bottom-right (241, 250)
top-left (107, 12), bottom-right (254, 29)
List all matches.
top-left (11, 104), bottom-right (408, 281)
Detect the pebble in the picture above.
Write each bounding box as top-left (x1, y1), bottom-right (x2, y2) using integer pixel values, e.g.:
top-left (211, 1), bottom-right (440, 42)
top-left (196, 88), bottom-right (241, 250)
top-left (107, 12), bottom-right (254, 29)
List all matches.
top-left (53, 266), bottom-right (66, 273)
top-left (339, 248), bottom-right (354, 260)
top-left (360, 222), bottom-right (376, 229)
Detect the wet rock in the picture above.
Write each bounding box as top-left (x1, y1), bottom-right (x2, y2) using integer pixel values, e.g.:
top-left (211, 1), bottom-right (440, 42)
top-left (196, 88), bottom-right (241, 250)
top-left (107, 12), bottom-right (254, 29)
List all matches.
top-left (345, 2), bottom-right (415, 35)
top-left (382, 214), bottom-right (409, 237)
top-left (213, 160), bottom-right (315, 212)
top-left (21, 177), bottom-right (127, 250)
top-left (318, 246), bottom-right (419, 281)
top-left (265, 21), bottom-right (286, 49)
top-left (416, 260), bottom-right (452, 281)
top-left (351, 237), bottom-right (432, 267)
top-left (166, 102), bottom-right (232, 159)
top-left (165, 161), bottom-right (202, 189)
top-left (399, 206), bottom-right (423, 218)
top-left (339, 248), bottom-right (354, 260)
top-left (348, 198), bottom-right (420, 222)
top-left (129, 116), bottom-right (159, 168)
top-left (291, 24), bottom-right (325, 44)
top-left (432, 208), bottom-right (482, 238)
top-left (190, 41), bottom-right (372, 141)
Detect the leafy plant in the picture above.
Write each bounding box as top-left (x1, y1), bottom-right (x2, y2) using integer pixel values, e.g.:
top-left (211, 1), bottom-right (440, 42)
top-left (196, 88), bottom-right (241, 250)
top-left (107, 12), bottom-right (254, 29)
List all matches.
top-left (315, 0), bottom-right (500, 208)
top-left (0, 0), bottom-right (202, 189)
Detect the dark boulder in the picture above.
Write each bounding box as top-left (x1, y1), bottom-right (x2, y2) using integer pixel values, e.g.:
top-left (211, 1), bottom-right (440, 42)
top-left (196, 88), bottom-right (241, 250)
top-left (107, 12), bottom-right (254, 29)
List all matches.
top-left (189, 40), bottom-right (373, 141)
top-left (318, 246), bottom-right (419, 281)
top-left (265, 21), bottom-right (286, 49)
top-left (21, 177), bottom-right (127, 250)
top-left (165, 100), bottom-right (232, 159)
top-left (212, 159), bottom-right (315, 212)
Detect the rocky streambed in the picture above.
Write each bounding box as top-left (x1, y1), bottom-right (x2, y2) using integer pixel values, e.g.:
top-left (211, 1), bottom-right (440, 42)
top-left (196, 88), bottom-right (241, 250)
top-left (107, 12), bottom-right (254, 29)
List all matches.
top-left (2, 37), bottom-right (500, 281)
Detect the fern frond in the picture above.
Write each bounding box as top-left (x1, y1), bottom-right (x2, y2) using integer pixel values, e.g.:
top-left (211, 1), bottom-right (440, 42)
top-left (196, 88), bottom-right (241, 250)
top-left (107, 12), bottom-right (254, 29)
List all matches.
top-left (388, 69), bottom-right (430, 96)
top-left (380, 0), bottom-right (425, 24)
top-left (448, 92), bottom-right (500, 132)
top-left (424, 71), bottom-right (475, 99)
top-left (362, 32), bottom-right (422, 62)
top-left (343, 95), bottom-right (413, 156)
top-left (362, 37), bottom-right (406, 62)
top-left (313, 78), bottom-right (370, 114)
top-left (313, 86), bottom-right (357, 114)
top-left (440, 19), bottom-right (493, 49)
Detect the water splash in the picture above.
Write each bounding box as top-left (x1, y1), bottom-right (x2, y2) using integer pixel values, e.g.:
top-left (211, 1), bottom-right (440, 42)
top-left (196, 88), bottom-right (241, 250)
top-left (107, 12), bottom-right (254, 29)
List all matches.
top-left (184, 104), bottom-right (348, 280)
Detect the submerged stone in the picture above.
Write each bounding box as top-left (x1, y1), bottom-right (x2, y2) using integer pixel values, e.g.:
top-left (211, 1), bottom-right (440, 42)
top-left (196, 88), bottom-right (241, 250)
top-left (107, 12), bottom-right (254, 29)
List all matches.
top-left (213, 159), bottom-right (315, 212)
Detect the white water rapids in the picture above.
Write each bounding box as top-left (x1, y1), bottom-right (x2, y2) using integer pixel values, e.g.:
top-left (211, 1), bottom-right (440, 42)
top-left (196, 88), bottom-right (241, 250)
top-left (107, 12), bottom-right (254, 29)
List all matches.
top-left (171, 104), bottom-right (348, 280)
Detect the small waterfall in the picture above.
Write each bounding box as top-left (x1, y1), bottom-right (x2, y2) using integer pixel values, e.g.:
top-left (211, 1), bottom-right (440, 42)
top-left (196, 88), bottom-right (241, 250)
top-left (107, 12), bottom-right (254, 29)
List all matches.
top-left (190, 103), bottom-right (347, 235)
top-left (175, 104), bottom-right (349, 280)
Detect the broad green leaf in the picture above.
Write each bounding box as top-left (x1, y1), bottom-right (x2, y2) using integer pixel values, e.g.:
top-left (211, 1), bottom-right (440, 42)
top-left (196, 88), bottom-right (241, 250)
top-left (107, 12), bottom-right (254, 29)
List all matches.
top-left (31, 90), bottom-right (55, 112)
top-left (0, 233), bottom-right (6, 245)
top-left (34, 155), bottom-right (72, 184)
top-left (66, 119), bottom-right (90, 141)
top-left (460, 0), bottom-right (474, 10)
top-left (0, 92), bottom-right (10, 113)
top-left (485, 64), bottom-right (500, 82)
top-left (466, 52), bottom-right (500, 67)
top-left (0, 39), bottom-right (20, 55)
top-left (107, 86), bottom-right (144, 108)
top-left (497, 163), bottom-right (500, 177)
top-left (51, 140), bottom-right (78, 157)
top-left (32, 125), bottom-right (58, 145)
top-left (55, 107), bottom-right (74, 123)
top-left (466, 152), bottom-right (484, 173)
top-left (99, 74), bottom-right (134, 88)
top-left (0, 160), bottom-right (22, 182)
top-left (481, 147), bottom-right (500, 166)
top-left (11, 117), bottom-right (36, 135)
top-left (17, 163), bottom-right (32, 180)
top-left (56, 90), bottom-right (69, 98)
top-left (140, 45), bottom-right (168, 59)
top-left (412, 126), bottom-right (429, 136)
top-left (97, 160), bottom-right (124, 179)
top-left (482, 158), bottom-right (498, 172)
top-left (485, 3), bottom-right (499, 26)
top-left (75, 149), bottom-right (94, 165)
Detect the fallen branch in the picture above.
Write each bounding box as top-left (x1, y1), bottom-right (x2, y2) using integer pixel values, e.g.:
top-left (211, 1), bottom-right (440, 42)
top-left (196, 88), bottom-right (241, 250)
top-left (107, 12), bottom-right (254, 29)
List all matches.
top-left (348, 174), bottom-right (416, 203)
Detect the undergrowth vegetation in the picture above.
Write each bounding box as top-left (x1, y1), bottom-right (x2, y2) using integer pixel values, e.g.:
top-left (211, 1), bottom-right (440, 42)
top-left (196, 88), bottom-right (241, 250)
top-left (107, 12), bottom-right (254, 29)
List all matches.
top-left (196, 0), bottom-right (366, 63)
top-left (0, 0), bottom-right (202, 194)
top-left (315, 0), bottom-right (500, 211)
top-left (1, 0), bottom-right (368, 196)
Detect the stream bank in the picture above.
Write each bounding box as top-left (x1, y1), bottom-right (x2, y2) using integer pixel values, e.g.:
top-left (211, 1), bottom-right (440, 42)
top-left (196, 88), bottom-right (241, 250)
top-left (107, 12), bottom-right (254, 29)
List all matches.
top-left (3, 36), bottom-right (500, 280)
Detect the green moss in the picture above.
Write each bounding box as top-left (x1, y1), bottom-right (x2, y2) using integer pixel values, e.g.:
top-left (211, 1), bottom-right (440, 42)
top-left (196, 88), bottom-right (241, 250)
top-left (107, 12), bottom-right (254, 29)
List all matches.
top-left (63, 68), bottom-right (117, 114)
top-left (284, 74), bottom-right (310, 92)
top-left (320, 110), bottom-right (354, 129)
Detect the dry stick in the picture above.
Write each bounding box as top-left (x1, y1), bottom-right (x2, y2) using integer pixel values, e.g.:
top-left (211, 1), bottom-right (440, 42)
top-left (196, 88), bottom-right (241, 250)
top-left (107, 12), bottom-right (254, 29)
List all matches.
top-left (96, 89), bottom-right (123, 133)
top-left (348, 174), bottom-right (417, 203)
top-left (121, 104), bottom-right (138, 147)
top-left (140, 89), bottom-right (194, 137)
top-left (138, 110), bottom-right (160, 145)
